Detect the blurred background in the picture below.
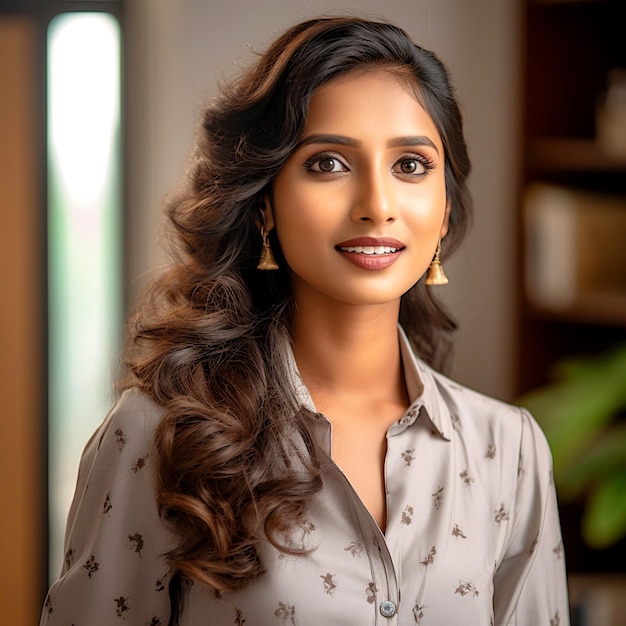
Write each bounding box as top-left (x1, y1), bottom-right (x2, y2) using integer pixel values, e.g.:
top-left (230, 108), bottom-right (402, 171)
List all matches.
top-left (1, 0), bottom-right (625, 623)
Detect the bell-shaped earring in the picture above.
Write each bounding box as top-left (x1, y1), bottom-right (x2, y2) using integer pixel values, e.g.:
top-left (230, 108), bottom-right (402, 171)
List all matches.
top-left (256, 226), bottom-right (279, 270)
top-left (425, 239), bottom-right (449, 286)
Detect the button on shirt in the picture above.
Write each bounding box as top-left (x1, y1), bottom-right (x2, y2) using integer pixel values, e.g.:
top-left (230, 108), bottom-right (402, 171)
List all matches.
top-left (40, 329), bottom-right (570, 625)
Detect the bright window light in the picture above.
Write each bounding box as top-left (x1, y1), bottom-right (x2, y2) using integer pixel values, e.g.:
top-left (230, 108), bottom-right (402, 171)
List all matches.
top-left (47, 12), bottom-right (122, 580)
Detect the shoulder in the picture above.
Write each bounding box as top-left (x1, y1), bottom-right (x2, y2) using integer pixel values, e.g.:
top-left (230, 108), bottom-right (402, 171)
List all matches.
top-left (431, 365), bottom-right (520, 419)
top-left (93, 388), bottom-right (165, 445)
top-left (63, 388), bottom-right (172, 560)
top-left (77, 388), bottom-right (167, 480)
top-left (43, 389), bottom-right (175, 625)
top-left (422, 363), bottom-right (552, 465)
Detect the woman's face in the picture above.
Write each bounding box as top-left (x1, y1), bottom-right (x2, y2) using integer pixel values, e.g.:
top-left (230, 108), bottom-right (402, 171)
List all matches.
top-left (265, 69), bottom-right (449, 310)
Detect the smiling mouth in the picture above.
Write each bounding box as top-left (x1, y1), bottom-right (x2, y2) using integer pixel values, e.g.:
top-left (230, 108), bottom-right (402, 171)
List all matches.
top-left (339, 245), bottom-right (400, 255)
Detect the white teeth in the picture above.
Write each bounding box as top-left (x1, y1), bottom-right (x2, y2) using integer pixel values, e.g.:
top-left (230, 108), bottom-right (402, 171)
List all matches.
top-left (340, 245), bottom-right (398, 254)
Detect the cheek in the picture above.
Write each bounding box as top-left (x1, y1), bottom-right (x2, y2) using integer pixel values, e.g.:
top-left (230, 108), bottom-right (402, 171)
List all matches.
top-left (403, 187), bottom-right (448, 234)
top-left (273, 186), bottom-right (339, 241)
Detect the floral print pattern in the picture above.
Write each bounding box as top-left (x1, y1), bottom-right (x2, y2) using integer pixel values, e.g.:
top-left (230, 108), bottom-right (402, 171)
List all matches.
top-left (39, 330), bottom-right (570, 625)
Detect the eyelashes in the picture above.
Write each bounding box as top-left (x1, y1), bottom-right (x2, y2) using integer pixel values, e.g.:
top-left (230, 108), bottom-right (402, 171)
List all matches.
top-left (394, 155), bottom-right (436, 175)
top-left (303, 152), bottom-right (348, 173)
top-left (303, 151), bottom-right (436, 176)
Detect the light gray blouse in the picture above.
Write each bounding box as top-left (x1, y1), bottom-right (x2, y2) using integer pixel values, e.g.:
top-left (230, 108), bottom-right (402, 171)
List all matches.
top-left (41, 330), bottom-right (570, 625)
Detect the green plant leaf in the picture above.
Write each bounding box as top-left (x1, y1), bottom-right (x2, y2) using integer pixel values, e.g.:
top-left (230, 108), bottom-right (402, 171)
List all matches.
top-left (558, 424), bottom-right (626, 500)
top-left (519, 344), bottom-right (626, 549)
top-left (582, 469), bottom-right (626, 549)
top-left (553, 344), bottom-right (626, 395)
top-left (522, 374), bottom-right (624, 479)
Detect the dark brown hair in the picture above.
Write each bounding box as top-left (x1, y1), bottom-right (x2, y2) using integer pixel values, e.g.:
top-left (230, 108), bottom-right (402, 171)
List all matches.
top-left (126, 16), bottom-right (472, 593)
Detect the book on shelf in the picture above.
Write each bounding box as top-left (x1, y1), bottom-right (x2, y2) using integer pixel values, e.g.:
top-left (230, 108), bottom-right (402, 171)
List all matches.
top-left (524, 183), bottom-right (626, 312)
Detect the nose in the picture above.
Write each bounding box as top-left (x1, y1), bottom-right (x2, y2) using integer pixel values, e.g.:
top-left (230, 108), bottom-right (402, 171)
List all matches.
top-left (350, 166), bottom-right (397, 224)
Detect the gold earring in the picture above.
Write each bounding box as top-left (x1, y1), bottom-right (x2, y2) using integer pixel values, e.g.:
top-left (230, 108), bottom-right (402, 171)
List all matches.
top-left (256, 226), bottom-right (279, 270)
top-left (425, 239), bottom-right (449, 285)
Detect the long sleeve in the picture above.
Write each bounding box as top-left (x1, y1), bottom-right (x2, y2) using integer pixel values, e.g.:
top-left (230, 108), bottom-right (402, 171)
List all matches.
top-left (494, 409), bottom-right (570, 625)
top-left (40, 389), bottom-right (176, 626)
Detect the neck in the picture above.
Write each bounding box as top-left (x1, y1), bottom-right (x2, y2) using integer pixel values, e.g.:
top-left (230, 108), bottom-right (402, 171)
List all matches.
top-left (291, 296), bottom-right (405, 406)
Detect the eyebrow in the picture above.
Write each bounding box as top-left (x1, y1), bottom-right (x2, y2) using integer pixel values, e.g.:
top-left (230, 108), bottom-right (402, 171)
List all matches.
top-left (388, 135), bottom-right (439, 154)
top-left (297, 134), bottom-right (359, 148)
top-left (297, 133), bottom-right (439, 154)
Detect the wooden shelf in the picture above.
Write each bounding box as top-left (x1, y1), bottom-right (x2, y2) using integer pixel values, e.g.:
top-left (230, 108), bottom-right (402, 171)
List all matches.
top-left (527, 292), bottom-right (626, 327)
top-left (519, 0), bottom-right (626, 577)
top-left (528, 138), bottom-right (626, 173)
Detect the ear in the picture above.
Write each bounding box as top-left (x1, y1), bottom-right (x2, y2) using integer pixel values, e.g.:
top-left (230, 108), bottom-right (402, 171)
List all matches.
top-left (261, 194), bottom-right (275, 232)
top-left (439, 200), bottom-right (451, 239)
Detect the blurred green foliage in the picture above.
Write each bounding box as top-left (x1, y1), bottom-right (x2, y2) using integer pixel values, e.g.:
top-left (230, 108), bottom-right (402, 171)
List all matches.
top-left (519, 344), bottom-right (626, 549)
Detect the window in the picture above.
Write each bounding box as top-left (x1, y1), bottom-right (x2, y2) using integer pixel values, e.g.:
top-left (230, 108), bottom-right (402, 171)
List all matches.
top-left (47, 11), bottom-right (122, 578)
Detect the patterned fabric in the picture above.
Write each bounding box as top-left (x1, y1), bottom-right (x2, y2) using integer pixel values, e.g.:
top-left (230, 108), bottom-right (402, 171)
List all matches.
top-left (40, 329), bottom-right (570, 625)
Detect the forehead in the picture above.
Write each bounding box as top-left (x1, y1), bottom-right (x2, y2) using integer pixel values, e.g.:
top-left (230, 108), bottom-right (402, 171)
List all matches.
top-left (303, 68), bottom-right (442, 149)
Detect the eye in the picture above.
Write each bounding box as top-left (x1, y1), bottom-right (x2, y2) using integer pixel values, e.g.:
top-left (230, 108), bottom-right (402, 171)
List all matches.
top-left (304, 153), bottom-right (348, 173)
top-left (399, 159), bottom-right (423, 174)
top-left (316, 157), bottom-right (339, 172)
top-left (393, 155), bottom-right (435, 177)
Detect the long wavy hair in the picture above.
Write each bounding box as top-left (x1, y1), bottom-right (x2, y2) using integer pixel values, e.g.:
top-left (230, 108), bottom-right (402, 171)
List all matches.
top-left (125, 16), bottom-right (472, 593)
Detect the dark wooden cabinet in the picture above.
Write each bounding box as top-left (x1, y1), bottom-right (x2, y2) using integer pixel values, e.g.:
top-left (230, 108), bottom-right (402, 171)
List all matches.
top-left (519, 0), bottom-right (626, 395)
top-left (518, 0), bottom-right (626, 577)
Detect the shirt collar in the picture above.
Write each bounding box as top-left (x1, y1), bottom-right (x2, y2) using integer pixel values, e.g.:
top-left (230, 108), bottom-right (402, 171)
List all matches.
top-left (287, 326), bottom-right (452, 441)
top-left (397, 327), bottom-right (452, 441)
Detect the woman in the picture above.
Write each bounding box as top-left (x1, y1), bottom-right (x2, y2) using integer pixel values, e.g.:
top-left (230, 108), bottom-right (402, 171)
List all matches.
top-left (41, 16), bottom-right (569, 625)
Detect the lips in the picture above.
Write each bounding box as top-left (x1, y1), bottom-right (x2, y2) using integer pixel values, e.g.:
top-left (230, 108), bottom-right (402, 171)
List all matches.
top-left (335, 237), bottom-right (405, 255)
top-left (335, 237), bottom-right (405, 270)
top-left (340, 244), bottom-right (399, 255)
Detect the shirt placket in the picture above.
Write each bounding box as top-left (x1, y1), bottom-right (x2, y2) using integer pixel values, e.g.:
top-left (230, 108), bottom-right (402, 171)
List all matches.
top-left (339, 470), bottom-right (400, 626)
top-left (308, 408), bottom-right (410, 625)
top-left (372, 532), bottom-right (400, 624)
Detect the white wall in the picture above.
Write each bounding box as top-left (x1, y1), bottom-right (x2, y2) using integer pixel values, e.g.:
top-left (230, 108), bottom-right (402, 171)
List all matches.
top-left (124, 0), bottom-right (521, 400)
